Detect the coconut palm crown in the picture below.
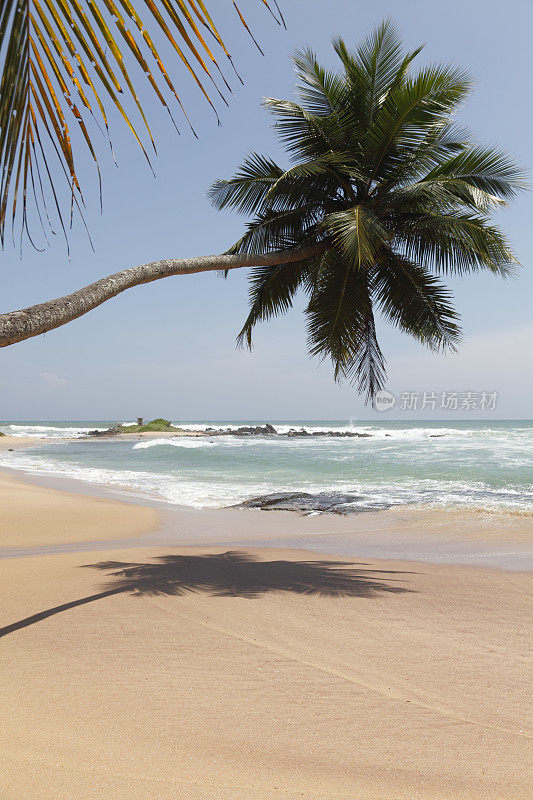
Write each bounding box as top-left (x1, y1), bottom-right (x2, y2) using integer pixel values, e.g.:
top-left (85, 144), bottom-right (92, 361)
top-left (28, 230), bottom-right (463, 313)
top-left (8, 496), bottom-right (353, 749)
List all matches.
top-left (209, 21), bottom-right (524, 403)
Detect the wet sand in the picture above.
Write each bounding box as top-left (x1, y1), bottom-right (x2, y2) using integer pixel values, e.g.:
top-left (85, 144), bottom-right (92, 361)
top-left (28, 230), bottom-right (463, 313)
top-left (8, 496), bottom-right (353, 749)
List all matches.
top-left (1, 462), bottom-right (531, 570)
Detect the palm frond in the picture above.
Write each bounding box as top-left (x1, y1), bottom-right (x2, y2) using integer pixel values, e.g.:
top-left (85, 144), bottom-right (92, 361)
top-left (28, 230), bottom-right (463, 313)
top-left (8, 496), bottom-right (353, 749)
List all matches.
top-left (366, 63), bottom-right (472, 183)
top-left (422, 145), bottom-right (526, 200)
top-left (266, 152), bottom-right (368, 205)
top-left (305, 249), bottom-right (385, 399)
top-left (323, 206), bottom-right (390, 266)
top-left (398, 211), bottom-right (517, 275)
top-left (334, 20), bottom-right (414, 124)
top-left (370, 122), bottom-right (471, 197)
top-left (352, 308), bottom-right (386, 403)
top-left (209, 151), bottom-right (350, 218)
top-left (226, 206), bottom-right (322, 254)
top-left (263, 97), bottom-right (346, 161)
top-left (387, 143), bottom-right (525, 213)
top-left (0, 0), bottom-right (283, 247)
top-left (386, 178), bottom-right (499, 214)
top-left (236, 255), bottom-right (316, 348)
top-left (292, 45), bottom-right (347, 117)
top-left (208, 153), bottom-right (284, 215)
top-left (374, 251), bottom-right (461, 349)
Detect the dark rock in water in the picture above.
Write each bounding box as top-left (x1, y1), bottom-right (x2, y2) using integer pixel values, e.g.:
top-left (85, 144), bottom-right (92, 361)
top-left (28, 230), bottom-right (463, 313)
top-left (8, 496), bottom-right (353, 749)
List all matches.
top-left (205, 424), bottom-right (372, 439)
top-left (224, 424), bottom-right (277, 436)
top-left (286, 428), bottom-right (310, 437)
top-left (283, 429), bottom-right (372, 438)
top-left (232, 491), bottom-right (391, 515)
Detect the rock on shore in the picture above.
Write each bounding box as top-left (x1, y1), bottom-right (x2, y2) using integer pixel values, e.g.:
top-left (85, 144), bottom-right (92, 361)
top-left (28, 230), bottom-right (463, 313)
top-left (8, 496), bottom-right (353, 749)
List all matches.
top-left (232, 491), bottom-right (391, 515)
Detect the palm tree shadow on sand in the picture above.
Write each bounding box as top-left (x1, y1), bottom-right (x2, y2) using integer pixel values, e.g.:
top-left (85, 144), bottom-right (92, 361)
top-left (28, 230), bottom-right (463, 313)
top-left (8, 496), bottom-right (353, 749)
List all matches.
top-left (0, 551), bottom-right (415, 638)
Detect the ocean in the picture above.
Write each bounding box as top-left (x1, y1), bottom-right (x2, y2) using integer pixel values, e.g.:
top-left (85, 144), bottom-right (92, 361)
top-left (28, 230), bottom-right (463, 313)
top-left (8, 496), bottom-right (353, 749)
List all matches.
top-left (0, 420), bottom-right (532, 514)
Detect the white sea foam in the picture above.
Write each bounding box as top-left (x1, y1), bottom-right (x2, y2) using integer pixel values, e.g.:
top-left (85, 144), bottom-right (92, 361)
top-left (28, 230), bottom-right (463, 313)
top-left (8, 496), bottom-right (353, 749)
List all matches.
top-left (168, 421), bottom-right (533, 446)
top-left (0, 451), bottom-right (266, 507)
top-left (0, 424), bottom-right (107, 438)
top-left (1, 420), bottom-right (531, 513)
top-left (132, 438), bottom-right (217, 449)
top-left (0, 450), bottom-right (531, 512)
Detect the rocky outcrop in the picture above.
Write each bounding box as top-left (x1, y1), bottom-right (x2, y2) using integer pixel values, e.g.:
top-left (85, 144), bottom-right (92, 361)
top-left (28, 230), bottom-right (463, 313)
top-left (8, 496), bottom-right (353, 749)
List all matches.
top-left (87, 425), bottom-right (123, 436)
top-left (232, 491), bottom-right (391, 515)
top-left (86, 422), bottom-right (374, 439)
top-left (284, 428), bottom-right (372, 438)
top-left (204, 424), bottom-right (372, 438)
top-left (214, 424), bottom-right (277, 436)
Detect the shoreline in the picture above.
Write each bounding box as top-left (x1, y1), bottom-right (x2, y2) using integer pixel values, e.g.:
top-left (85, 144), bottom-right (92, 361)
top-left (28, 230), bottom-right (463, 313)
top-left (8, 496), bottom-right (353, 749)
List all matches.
top-left (1, 433), bottom-right (531, 570)
top-left (0, 462), bottom-right (531, 570)
top-left (1, 427), bottom-right (532, 514)
top-left (1, 437), bottom-right (531, 798)
top-left (2, 431), bottom-right (533, 517)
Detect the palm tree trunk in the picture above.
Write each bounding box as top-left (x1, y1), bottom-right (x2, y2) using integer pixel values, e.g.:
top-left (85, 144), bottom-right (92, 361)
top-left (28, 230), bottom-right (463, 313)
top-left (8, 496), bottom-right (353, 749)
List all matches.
top-left (0, 245), bottom-right (322, 347)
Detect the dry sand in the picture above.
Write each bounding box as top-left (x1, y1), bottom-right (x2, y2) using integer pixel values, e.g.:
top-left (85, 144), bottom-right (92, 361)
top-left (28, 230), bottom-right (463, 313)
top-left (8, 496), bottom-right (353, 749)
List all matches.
top-left (0, 433), bottom-right (155, 547)
top-left (0, 469), bottom-right (159, 547)
top-left (0, 469), bottom-right (532, 799)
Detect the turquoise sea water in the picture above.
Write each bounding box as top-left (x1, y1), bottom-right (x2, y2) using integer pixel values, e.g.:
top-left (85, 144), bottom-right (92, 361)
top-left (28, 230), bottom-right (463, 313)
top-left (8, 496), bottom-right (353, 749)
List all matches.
top-left (0, 420), bottom-right (532, 513)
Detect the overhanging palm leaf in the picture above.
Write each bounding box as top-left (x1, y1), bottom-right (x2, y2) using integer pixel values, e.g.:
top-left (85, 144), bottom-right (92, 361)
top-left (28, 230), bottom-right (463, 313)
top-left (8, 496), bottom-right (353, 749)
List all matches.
top-left (305, 249), bottom-right (385, 401)
top-left (211, 19), bottom-right (524, 403)
top-left (373, 251), bottom-right (461, 350)
top-left (236, 254), bottom-right (316, 348)
top-left (0, 0), bottom-right (284, 248)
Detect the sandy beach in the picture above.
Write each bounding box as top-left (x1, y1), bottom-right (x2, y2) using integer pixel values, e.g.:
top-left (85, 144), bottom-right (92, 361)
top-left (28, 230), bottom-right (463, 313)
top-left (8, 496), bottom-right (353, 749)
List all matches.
top-left (0, 471), bottom-right (158, 547)
top-left (1, 1), bottom-right (531, 795)
top-left (1, 454), bottom-right (531, 800)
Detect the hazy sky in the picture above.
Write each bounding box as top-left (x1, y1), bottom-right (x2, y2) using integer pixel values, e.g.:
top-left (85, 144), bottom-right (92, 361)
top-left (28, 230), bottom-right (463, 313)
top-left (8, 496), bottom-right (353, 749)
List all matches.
top-left (1, 0), bottom-right (531, 421)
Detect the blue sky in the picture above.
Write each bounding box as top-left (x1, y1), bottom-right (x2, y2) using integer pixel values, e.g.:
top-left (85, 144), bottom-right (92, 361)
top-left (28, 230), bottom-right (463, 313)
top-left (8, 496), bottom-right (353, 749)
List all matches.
top-left (1, 0), bottom-right (531, 421)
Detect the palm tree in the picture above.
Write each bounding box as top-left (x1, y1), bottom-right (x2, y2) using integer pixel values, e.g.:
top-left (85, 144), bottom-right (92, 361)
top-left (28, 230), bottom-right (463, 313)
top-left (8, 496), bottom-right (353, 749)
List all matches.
top-left (209, 21), bottom-right (524, 400)
top-left (0, 21), bottom-right (523, 403)
top-left (0, 0), bottom-right (284, 247)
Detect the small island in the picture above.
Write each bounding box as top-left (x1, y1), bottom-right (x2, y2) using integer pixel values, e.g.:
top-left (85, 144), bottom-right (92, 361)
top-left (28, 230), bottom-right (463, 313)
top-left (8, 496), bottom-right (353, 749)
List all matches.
top-left (86, 419), bottom-right (377, 439)
top-left (87, 418), bottom-right (183, 436)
